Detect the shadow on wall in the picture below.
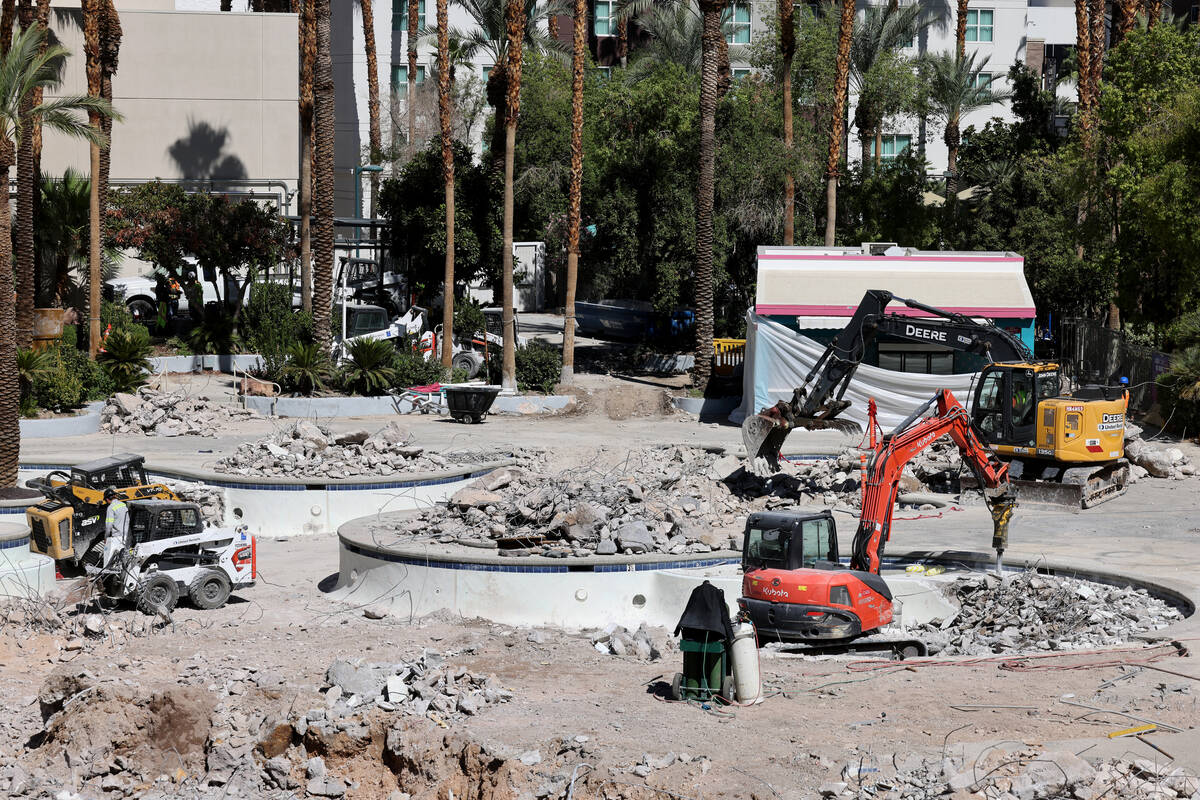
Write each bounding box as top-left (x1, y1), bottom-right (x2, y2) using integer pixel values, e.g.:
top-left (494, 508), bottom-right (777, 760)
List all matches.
top-left (168, 119), bottom-right (248, 181)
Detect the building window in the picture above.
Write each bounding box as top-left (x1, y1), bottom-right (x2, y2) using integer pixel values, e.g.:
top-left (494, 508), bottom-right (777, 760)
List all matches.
top-left (965, 9), bottom-right (993, 43)
top-left (390, 64), bottom-right (426, 97)
top-left (592, 65), bottom-right (612, 79)
top-left (594, 0), bottom-right (615, 36)
top-left (878, 345), bottom-right (954, 375)
top-left (870, 134), bottom-right (912, 162)
top-left (482, 64), bottom-right (492, 80)
top-left (970, 72), bottom-right (997, 89)
top-left (725, 2), bottom-right (751, 44)
top-left (732, 68), bottom-right (750, 81)
top-left (392, 0), bottom-right (425, 31)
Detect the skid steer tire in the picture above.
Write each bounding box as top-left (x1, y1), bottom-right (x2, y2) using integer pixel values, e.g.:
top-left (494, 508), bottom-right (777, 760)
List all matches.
top-left (188, 570), bottom-right (232, 610)
top-left (136, 573), bottom-right (179, 616)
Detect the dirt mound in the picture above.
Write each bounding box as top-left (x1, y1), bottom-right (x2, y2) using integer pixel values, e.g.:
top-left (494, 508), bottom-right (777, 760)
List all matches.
top-left (569, 384), bottom-right (678, 420)
top-left (33, 680), bottom-right (214, 780)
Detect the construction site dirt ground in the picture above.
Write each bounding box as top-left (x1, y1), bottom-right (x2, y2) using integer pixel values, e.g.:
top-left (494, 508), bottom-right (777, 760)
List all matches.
top-left (8, 374), bottom-right (1200, 799)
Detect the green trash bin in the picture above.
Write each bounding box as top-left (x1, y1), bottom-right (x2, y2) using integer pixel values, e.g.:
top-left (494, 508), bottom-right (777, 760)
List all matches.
top-left (671, 632), bottom-right (734, 703)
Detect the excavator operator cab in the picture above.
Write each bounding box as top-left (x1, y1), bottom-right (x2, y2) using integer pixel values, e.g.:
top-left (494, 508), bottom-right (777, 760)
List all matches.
top-left (742, 511), bottom-right (840, 573)
top-left (971, 363), bottom-right (1062, 450)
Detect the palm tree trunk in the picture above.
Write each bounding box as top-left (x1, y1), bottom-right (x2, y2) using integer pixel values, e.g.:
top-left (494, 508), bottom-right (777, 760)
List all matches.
top-left (1112, 0), bottom-right (1137, 44)
top-left (0, 154), bottom-right (16, 486)
top-left (407, 0), bottom-right (417, 156)
top-left (14, 0), bottom-right (34, 350)
top-left (874, 127), bottom-right (882, 170)
top-left (779, 0), bottom-right (794, 245)
top-left (97, 0), bottom-right (119, 314)
top-left (694, 0), bottom-right (724, 389)
top-left (83, 0), bottom-right (101, 356)
top-left (1073, 0), bottom-right (1092, 143)
top-left (859, 132), bottom-right (871, 177)
top-left (945, 113), bottom-right (959, 198)
top-left (824, 0), bottom-right (853, 247)
top-left (0, 1), bottom-right (12, 48)
top-left (1087, 0), bottom-right (1103, 103)
top-left (313, 0), bottom-right (334, 347)
top-left (29, 0), bottom-right (48, 308)
top-left (298, 0), bottom-right (314, 312)
top-left (561, 0), bottom-right (586, 384)
top-left (487, 66), bottom-right (508, 179)
top-left (955, 0), bottom-right (967, 58)
top-left (500, 0), bottom-right (526, 392)
top-left (617, 16), bottom-right (628, 68)
top-left (361, 0), bottom-right (382, 217)
top-left (437, 0), bottom-right (455, 368)
top-left (548, 12), bottom-right (558, 41)
top-left (1145, 0), bottom-right (1161, 27)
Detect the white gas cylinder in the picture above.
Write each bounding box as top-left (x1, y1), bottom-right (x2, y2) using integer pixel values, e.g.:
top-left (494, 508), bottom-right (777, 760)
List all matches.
top-left (729, 620), bottom-right (762, 704)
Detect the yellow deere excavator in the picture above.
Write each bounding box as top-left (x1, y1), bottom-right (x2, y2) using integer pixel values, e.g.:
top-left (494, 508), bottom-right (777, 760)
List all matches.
top-left (742, 290), bottom-right (1130, 508)
top-left (25, 454), bottom-right (178, 568)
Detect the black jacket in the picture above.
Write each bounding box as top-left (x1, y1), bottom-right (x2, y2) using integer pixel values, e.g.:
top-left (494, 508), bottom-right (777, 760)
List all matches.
top-left (674, 581), bottom-right (734, 642)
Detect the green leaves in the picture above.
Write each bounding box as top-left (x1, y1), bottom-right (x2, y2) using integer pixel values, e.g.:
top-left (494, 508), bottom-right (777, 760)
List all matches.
top-left (98, 328), bottom-right (153, 394)
top-left (281, 342), bottom-right (334, 396)
top-left (339, 338), bottom-right (398, 396)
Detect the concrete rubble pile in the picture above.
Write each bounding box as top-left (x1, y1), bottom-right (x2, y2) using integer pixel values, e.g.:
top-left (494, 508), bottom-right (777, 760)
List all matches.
top-left (100, 388), bottom-right (259, 437)
top-left (213, 420), bottom-right (516, 479)
top-left (160, 478), bottom-right (225, 526)
top-left (589, 623), bottom-right (666, 660)
top-left (1123, 423), bottom-right (1195, 481)
top-left (919, 569), bottom-right (1181, 654)
top-left (308, 652), bottom-right (513, 734)
top-left (828, 748), bottom-right (1200, 799)
top-left (397, 445), bottom-right (882, 558)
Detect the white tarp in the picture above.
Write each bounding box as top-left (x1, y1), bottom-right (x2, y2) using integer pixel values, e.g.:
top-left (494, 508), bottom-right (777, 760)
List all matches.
top-left (732, 313), bottom-right (981, 430)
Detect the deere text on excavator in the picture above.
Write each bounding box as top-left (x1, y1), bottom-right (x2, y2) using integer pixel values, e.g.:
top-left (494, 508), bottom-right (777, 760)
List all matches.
top-left (741, 290), bottom-right (1129, 508)
top-left (739, 390), bottom-right (1017, 655)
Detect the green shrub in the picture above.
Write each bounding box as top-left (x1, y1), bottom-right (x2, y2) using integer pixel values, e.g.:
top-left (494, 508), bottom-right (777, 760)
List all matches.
top-left (340, 339), bottom-right (397, 396)
top-left (101, 298), bottom-right (140, 334)
top-left (99, 327), bottom-right (153, 393)
top-left (165, 336), bottom-right (192, 355)
top-left (454, 299), bottom-right (487, 343)
top-left (31, 345), bottom-right (85, 411)
top-left (1164, 311), bottom-right (1200, 353)
top-left (18, 349), bottom-right (52, 416)
top-left (187, 313), bottom-right (242, 355)
top-left (281, 342), bottom-right (333, 395)
top-left (391, 346), bottom-right (446, 388)
top-left (243, 282), bottom-right (312, 382)
top-left (514, 340), bottom-right (561, 394)
top-left (1160, 345), bottom-right (1200, 434)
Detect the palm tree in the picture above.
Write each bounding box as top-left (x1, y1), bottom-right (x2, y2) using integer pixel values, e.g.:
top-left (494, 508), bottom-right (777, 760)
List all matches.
top-left (692, 0), bottom-right (726, 389)
top-left (620, 1), bottom-right (748, 80)
top-left (499, 0), bottom-right (526, 391)
top-left (359, 0), bottom-right (382, 216)
top-left (1113, 0), bottom-right (1138, 43)
top-left (954, 0), bottom-right (966, 56)
top-left (1074, 0), bottom-right (1092, 140)
top-left (823, 0), bottom-right (854, 246)
top-left (560, 0), bottom-right (585, 383)
top-left (922, 51), bottom-right (1009, 199)
top-left (436, 0), bottom-right (455, 368)
top-left (850, 3), bottom-right (930, 172)
top-left (15, 0), bottom-right (35, 349)
top-left (298, 0), bottom-right (314, 312)
top-left (0, 26), bottom-right (115, 485)
top-left (779, 0), bottom-right (795, 244)
top-left (83, 0), bottom-right (101, 354)
top-left (407, 0), bottom-right (418, 156)
top-left (313, 0), bottom-right (334, 346)
top-left (451, 0), bottom-right (560, 176)
top-left (35, 169), bottom-right (112, 307)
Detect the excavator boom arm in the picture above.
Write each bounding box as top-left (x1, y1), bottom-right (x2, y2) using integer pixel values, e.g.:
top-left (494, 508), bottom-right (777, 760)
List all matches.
top-left (849, 390), bottom-right (1013, 573)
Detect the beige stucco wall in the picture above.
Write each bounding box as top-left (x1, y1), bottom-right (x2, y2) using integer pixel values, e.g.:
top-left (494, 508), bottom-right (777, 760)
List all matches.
top-left (40, 7), bottom-right (298, 200)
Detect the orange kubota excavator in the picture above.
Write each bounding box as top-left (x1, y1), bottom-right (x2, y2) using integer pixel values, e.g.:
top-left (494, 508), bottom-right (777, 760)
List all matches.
top-left (738, 389), bottom-right (1017, 655)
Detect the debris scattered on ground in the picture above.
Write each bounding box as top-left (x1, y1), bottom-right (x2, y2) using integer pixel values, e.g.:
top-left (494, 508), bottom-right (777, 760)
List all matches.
top-left (918, 568), bottom-right (1182, 654)
top-left (100, 389), bottom-right (259, 436)
top-left (839, 748), bottom-right (1200, 799)
top-left (382, 445), bottom-right (885, 557)
top-left (589, 623), bottom-right (667, 660)
top-left (1124, 423), bottom-right (1195, 480)
top-left (213, 421), bottom-right (516, 479)
top-left (316, 652), bottom-right (512, 728)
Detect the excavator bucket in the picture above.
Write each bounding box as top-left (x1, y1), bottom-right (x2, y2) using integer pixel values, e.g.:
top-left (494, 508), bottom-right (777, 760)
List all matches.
top-left (741, 412), bottom-right (791, 474)
top-left (742, 407), bottom-right (862, 474)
